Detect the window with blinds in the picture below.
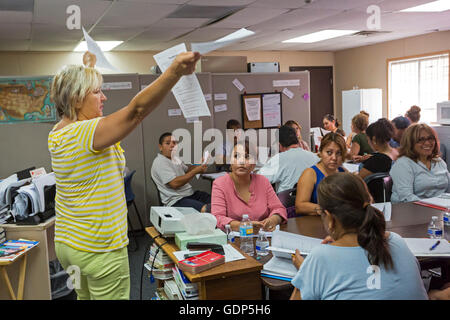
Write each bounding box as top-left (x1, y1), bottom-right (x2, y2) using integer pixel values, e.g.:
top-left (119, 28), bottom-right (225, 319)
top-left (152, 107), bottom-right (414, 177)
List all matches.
top-left (388, 53), bottom-right (449, 123)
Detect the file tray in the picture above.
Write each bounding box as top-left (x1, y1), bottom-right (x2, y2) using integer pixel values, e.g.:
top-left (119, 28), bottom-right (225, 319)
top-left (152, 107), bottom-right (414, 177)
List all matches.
top-left (175, 229), bottom-right (227, 251)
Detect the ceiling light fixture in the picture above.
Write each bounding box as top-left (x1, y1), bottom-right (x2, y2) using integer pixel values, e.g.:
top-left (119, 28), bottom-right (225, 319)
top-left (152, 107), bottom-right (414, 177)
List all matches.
top-left (73, 41), bottom-right (123, 52)
top-left (282, 30), bottom-right (358, 43)
top-left (400, 0), bottom-right (450, 12)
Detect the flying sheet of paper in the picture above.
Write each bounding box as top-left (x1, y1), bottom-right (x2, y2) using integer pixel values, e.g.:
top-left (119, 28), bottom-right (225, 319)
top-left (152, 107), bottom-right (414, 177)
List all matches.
top-left (244, 97), bottom-right (261, 121)
top-left (82, 27), bottom-right (119, 71)
top-left (153, 43), bottom-right (211, 118)
top-left (191, 28), bottom-right (255, 55)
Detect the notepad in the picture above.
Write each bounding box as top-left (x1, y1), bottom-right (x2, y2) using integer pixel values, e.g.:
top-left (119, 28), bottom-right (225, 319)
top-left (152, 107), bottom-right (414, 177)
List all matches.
top-left (415, 193), bottom-right (450, 211)
top-left (403, 238), bottom-right (450, 257)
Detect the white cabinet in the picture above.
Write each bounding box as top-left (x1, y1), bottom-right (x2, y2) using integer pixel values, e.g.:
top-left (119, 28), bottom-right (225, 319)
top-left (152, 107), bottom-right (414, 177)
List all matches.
top-left (342, 89), bottom-right (382, 136)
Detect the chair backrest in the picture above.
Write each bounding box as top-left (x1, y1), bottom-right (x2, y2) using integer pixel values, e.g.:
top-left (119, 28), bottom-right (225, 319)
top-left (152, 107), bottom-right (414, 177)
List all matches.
top-left (123, 170), bottom-right (136, 203)
top-left (440, 143), bottom-right (447, 162)
top-left (277, 187), bottom-right (297, 216)
top-left (150, 176), bottom-right (163, 206)
top-left (363, 172), bottom-right (393, 203)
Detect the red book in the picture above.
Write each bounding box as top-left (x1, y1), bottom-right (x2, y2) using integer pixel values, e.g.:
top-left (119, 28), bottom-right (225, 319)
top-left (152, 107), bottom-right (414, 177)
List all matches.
top-left (178, 251), bottom-right (225, 274)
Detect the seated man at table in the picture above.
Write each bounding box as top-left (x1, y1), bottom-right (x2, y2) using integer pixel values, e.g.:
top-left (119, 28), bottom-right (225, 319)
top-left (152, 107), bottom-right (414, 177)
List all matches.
top-left (258, 125), bottom-right (319, 193)
top-left (151, 132), bottom-right (210, 212)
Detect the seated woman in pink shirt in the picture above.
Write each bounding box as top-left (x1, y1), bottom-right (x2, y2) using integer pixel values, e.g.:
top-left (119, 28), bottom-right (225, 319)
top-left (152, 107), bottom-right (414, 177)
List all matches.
top-left (211, 143), bottom-right (287, 232)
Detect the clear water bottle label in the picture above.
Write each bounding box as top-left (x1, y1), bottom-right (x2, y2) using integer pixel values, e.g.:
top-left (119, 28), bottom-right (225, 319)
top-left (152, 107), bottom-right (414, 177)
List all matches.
top-left (239, 225), bottom-right (253, 236)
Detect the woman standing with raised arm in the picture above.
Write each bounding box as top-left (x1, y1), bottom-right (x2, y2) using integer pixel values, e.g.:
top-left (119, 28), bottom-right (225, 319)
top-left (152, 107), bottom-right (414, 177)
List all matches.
top-left (48, 51), bottom-right (200, 300)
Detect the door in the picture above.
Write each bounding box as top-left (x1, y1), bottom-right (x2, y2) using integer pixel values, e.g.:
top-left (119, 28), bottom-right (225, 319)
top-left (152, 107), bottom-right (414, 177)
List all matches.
top-left (289, 66), bottom-right (334, 128)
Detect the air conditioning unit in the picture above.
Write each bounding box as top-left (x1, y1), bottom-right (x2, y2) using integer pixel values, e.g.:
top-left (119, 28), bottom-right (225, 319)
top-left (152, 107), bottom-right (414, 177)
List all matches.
top-left (247, 62), bottom-right (280, 73)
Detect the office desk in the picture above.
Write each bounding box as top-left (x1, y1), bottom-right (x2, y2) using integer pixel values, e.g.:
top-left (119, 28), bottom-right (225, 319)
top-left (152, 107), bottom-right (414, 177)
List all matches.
top-left (146, 227), bottom-right (263, 300)
top-left (263, 202), bottom-right (450, 291)
top-left (0, 217), bottom-right (56, 300)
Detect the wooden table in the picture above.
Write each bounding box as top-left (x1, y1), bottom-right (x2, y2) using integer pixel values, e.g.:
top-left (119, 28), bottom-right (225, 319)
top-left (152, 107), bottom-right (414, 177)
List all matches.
top-left (146, 227), bottom-right (263, 300)
top-left (0, 217), bottom-right (56, 300)
top-left (262, 202), bottom-right (450, 292)
top-left (0, 245), bottom-right (37, 300)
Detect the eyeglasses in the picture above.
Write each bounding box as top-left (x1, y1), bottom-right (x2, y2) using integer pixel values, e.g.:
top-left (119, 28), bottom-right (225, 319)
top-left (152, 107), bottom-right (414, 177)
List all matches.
top-left (416, 136), bottom-right (435, 144)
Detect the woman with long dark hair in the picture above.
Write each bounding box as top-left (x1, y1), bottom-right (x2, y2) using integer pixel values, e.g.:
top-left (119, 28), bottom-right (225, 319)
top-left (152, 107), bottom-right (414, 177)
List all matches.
top-left (290, 173), bottom-right (427, 300)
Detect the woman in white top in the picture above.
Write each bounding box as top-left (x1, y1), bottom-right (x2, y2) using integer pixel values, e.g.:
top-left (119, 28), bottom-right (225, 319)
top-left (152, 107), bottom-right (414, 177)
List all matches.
top-left (390, 123), bottom-right (450, 203)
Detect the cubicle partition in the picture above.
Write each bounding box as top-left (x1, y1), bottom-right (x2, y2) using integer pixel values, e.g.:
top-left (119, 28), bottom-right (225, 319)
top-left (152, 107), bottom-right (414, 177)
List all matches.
top-left (140, 73), bottom-right (215, 217)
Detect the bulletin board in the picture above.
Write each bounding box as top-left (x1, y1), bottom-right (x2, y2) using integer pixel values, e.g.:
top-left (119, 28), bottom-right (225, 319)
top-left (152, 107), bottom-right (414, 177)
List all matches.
top-left (241, 92), bottom-right (282, 129)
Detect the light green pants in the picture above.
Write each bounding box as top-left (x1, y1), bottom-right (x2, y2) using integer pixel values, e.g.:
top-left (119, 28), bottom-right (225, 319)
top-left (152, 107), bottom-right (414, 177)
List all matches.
top-left (55, 242), bottom-right (130, 300)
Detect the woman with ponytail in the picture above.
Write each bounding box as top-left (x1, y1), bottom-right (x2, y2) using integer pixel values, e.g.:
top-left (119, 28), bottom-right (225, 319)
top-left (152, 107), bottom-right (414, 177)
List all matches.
top-left (290, 172), bottom-right (427, 300)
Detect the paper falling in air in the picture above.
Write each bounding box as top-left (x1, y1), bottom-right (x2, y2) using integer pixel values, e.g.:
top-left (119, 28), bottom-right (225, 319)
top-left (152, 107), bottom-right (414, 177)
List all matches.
top-left (191, 28), bottom-right (255, 55)
top-left (82, 27), bottom-right (119, 71)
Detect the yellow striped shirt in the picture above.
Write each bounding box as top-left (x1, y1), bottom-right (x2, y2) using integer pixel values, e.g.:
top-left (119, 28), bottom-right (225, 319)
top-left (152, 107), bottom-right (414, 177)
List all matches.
top-left (48, 118), bottom-right (128, 252)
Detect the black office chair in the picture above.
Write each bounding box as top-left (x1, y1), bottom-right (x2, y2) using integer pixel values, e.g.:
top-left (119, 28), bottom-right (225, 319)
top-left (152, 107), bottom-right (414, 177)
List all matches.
top-left (150, 176), bottom-right (163, 206)
top-left (124, 170), bottom-right (145, 252)
top-left (363, 172), bottom-right (393, 203)
top-left (277, 187), bottom-right (297, 218)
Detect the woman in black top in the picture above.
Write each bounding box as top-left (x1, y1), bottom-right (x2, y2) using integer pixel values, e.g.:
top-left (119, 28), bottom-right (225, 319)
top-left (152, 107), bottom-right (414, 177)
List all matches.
top-left (359, 118), bottom-right (398, 179)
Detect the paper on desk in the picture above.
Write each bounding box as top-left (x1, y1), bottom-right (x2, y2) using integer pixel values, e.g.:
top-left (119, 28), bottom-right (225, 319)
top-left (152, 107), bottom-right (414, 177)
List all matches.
top-left (342, 162), bottom-right (360, 173)
top-left (82, 27), bottom-right (119, 71)
top-left (270, 230), bottom-right (322, 257)
top-left (262, 256), bottom-right (297, 278)
top-left (191, 28), bottom-right (255, 55)
top-left (371, 202), bottom-right (392, 221)
top-left (153, 43), bottom-right (211, 119)
top-left (403, 238), bottom-right (450, 256)
top-left (202, 172), bottom-right (228, 180)
top-left (417, 193), bottom-right (450, 210)
top-left (173, 244), bottom-right (245, 263)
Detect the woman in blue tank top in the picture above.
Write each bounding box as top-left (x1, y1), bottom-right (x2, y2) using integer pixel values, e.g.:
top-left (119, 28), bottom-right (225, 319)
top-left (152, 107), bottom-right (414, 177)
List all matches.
top-left (295, 133), bottom-right (347, 215)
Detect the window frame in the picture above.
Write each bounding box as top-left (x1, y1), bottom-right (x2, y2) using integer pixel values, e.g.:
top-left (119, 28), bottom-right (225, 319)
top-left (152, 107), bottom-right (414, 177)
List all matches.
top-left (386, 50), bottom-right (450, 122)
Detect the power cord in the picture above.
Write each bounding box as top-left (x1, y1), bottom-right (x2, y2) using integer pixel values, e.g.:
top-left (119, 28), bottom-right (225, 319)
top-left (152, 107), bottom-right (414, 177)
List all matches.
top-left (140, 234), bottom-right (167, 300)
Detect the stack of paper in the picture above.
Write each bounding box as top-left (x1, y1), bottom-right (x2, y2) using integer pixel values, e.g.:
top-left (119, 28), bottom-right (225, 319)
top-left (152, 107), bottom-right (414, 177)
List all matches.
top-left (0, 239), bottom-right (39, 262)
top-left (172, 266), bottom-right (199, 300)
top-left (415, 193), bottom-right (450, 211)
top-left (261, 230), bottom-right (322, 281)
top-left (403, 238), bottom-right (450, 257)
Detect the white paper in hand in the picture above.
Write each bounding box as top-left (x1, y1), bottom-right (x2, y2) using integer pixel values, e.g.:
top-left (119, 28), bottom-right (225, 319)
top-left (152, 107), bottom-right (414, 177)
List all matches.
top-left (191, 28), bottom-right (255, 55)
top-left (82, 27), bottom-right (119, 71)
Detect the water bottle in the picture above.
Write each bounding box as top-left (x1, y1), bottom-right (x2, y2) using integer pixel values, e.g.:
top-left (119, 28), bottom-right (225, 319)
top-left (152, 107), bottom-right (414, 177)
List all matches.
top-left (225, 224), bottom-right (235, 244)
top-left (255, 230), bottom-right (269, 257)
top-left (443, 206), bottom-right (450, 241)
top-left (427, 216), bottom-right (443, 239)
top-left (239, 215), bottom-right (254, 256)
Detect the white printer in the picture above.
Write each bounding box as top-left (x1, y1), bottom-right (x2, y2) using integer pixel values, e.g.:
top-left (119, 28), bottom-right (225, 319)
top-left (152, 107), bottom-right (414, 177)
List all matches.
top-left (150, 206), bottom-right (199, 237)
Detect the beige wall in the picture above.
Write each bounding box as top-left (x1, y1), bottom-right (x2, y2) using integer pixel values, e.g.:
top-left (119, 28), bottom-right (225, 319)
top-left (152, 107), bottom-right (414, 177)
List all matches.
top-left (0, 50), bottom-right (334, 76)
top-left (335, 30), bottom-right (450, 123)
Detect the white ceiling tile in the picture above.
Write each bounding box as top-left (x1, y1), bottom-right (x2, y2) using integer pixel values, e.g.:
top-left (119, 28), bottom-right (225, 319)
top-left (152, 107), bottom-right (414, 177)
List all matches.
top-left (151, 18), bottom-right (212, 28)
top-left (0, 10), bottom-right (32, 24)
top-left (96, 2), bottom-right (179, 27)
top-left (248, 0), bottom-right (308, 9)
top-left (31, 23), bottom-right (83, 41)
top-left (185, 0), bottom-right (256, 6)
top-left (176, 27), bottom-right (239, 42)
top-left (0, 23), bottom-right (31, 39)
top-left (89, 26), bottom-right (145, 41)
top-left (131, 27), bottom-right (195, 41)
top-left (305, 0), bottom-right (384, 11)
top-left (378, 12), bottom-right (450, 31)
top-left (208, 7), bottom-right (289, 29)
top-left (378, 0), bottom-right (438, 13)
top-left (249, 8), bottom-right (341, 31)
top-left (33, 0), bottom-right (112, 26)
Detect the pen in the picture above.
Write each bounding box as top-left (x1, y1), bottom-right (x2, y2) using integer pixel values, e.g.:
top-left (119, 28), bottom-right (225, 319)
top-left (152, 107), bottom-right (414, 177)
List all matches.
top-left (429, 240), bottom-right (440, 251)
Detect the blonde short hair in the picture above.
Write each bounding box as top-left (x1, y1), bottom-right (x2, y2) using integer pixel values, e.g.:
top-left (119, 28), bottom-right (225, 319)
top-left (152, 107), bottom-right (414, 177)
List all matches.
top-left (50, 65), bottom-right (103, 120)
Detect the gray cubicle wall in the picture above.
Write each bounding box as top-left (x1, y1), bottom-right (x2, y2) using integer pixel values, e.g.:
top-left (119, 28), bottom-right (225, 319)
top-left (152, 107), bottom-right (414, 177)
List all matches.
top-left (100, 73), bottom-right (147, 228)
top-left (211, 71), bottom-right (311, 150)
top-left (140, 73), bottom-right (215, 216)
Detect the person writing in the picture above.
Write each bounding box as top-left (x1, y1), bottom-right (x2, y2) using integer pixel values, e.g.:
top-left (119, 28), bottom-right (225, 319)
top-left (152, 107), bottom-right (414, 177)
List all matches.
top-left (358, 118), bottom-right (398, 179)
top-left (295, 132), bottom-right (347, 216)
top-left (48, 51), bottom-right (200, 300)
top-left (390, 123), bottom-right (450, 203)
top-left (211, 143), bottom-right (287, 233)
top-left (290, 172), bottom-right (428, 300)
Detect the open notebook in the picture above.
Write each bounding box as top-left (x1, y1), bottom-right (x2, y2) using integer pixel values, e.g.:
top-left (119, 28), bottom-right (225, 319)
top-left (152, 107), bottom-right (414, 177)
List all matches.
top-left (403, 238), bottom-right (450, 257)
top-left (262, 230), bottom-right (322, 280)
